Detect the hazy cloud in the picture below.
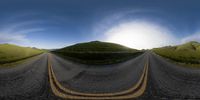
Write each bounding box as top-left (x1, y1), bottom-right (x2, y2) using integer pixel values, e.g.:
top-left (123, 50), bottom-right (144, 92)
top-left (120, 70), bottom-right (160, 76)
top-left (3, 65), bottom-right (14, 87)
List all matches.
top-left (93, 9), bottom-right (152, 36)
top-left (0, 33), bottom-right (29, 43)
top-left (181, 33), bottom-right (200, 43)
top-left (104, 21), bottom-right (178, 49)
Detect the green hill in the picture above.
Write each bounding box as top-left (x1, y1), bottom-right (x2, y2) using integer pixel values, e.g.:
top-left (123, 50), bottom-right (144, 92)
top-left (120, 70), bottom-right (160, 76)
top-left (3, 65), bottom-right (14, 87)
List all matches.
top-left (176, 41), bottom-right (200, 51)
top-left (57, 41), bottom-right (137, 53)
top-left (53, 41), bottom-right (142, 65)
top-left (0, 44), bottom-right (44, 64)
top-left (153, 41), bottom-right (200, 65)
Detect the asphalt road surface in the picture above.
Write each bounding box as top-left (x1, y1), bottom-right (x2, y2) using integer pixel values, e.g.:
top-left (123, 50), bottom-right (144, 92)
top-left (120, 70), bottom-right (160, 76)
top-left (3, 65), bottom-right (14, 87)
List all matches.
top-left (141, 52), bottom-right (200, 100)
top-left (50, 52), bottom-right (146, 93)
top-left (1, 52), bottom-right (200, 100)
top-left (0, 54), bottom-right (57, 100)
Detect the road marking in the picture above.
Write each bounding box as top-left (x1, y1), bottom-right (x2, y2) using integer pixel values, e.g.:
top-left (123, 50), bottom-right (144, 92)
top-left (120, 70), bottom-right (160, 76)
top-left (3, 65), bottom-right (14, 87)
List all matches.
top-left (48, 54), bottom-right (149, 99)
top-left (50, 55), bottom-right (146, 96)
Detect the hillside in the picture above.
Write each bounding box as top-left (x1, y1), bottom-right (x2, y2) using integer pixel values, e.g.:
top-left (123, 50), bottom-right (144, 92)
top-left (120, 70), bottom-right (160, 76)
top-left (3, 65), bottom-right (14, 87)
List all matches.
top-left (57, 41), bottom-right (137, 53)
top-left (0, 44), bottom-right (44, 64)
top-left (53, 41), bottom-right (142, 65)
top-left (176, 41), bottom-right (200, 51)
top-left (153, 41), bottom-right (200, 65)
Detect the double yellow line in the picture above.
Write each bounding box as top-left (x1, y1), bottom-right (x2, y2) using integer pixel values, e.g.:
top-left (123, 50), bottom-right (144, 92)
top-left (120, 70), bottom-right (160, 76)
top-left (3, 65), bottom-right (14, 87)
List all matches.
top-left (48, 54), bottom-right (149, 99)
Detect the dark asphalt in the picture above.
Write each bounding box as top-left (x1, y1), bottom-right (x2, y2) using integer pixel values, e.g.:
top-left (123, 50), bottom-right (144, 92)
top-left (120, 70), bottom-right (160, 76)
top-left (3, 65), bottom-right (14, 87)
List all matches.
top-left (1, 52), bottom-right (200, 100)
top-left (51, 53), bottom-right (147, 93)
top-left (0, 54), bottom-right (57, 100)
top-left (140, 52), bottom-right (200, 100)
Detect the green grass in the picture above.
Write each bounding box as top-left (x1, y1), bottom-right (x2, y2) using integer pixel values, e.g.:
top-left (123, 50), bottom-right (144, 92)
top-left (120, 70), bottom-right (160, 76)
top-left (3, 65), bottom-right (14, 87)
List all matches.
top-left (0, 44), bottom-right (44, 64)
top-left (53, 41), bottom-right (143, 65)
top-left (57, 41), bottom-right (137, 52)
top-left (153, 41), bottom-right (200, 65)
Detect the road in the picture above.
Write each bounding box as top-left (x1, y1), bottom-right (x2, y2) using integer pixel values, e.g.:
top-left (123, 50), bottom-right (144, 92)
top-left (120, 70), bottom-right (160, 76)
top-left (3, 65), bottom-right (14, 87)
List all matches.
top-left (141, 52), bottom-right (200, 100)
top-left (1, 52), bottom-right (200, 99)
top-left (0, 54), bottom-right (53, 100)
top-left (50, 52), bottom-right (147, 93)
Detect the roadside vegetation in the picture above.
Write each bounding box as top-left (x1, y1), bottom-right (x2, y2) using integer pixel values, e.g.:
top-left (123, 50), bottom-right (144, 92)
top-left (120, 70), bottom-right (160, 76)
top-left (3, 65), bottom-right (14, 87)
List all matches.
top-left (153, 41), bottom-right (200, 66)
top-left (0, 44), bottom-right (44, 64)
top-left (53, 41), bottom-right (143, 65)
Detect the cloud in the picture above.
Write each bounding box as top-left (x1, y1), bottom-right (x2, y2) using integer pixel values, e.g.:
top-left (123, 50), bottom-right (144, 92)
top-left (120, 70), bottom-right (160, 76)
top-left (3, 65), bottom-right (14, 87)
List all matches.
top-left (0, 23), bottom-right (45, 45)
top-left (104, 21), bottom-right (178, 49)
top-left (0, 33), bottom-right (29, 43)
top-left (93, 9), bottom-right (157, 36)
top-left (13, 28), bottom-right (45, 34)
top-left (0, 17), bottom-right (46, 45)
top-left (181, 33), bottom-right (200, 43)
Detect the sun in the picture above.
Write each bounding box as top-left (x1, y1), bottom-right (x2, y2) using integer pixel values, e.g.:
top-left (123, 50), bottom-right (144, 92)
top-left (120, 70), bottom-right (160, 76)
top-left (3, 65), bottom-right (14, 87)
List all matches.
top-left (104, 21), bottom-right (177, 49)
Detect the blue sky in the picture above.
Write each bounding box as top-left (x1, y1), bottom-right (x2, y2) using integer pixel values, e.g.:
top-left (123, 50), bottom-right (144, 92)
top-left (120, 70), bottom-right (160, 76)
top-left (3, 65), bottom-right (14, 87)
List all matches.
top-left (0, 0), bottom-right (200, 49)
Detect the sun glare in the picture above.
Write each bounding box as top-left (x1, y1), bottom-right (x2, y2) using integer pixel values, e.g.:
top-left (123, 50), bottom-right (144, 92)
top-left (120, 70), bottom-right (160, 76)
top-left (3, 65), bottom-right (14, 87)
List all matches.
top-left (105, 21), bottom-right (177, 49)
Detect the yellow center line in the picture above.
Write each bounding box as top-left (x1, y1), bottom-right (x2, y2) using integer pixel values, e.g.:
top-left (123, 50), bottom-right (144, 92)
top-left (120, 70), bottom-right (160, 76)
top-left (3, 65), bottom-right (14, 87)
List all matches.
top-left (50, 55), bottom-right (146, 96)
top-left (48, 54), bottom-right (149, 99)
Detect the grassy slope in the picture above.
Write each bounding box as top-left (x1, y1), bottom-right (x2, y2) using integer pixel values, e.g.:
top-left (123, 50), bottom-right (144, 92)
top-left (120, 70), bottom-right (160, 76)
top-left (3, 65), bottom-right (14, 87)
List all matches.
top-left (57, 41), bottom-right (137, 52)
top-left (153, 41), bottom-right (200, 64)
top-left (53, 41), bottom-right (142, 65)
top-left (0, 44), bottom-right (44, 64)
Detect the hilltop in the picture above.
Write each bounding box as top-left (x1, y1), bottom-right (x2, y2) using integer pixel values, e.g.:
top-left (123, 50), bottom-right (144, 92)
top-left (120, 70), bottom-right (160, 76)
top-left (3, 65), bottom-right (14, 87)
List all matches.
top-left (176, 41), bottom-right (200, 51)
top-left (56, 41), bottom-right (137, 53)
top-left (0, 44), bottom-right (44, 64)
top-left (153, 41), bottom-right (200, 65)
top-left (53, 41), bottom-right (142, 65)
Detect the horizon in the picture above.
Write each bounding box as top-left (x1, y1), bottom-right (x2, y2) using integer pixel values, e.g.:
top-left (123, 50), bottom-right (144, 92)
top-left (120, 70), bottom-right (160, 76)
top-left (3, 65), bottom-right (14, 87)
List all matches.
top-left (0, 0), bottom-right (200, 49)
top-left (0, 40), bottom-right (199, 50)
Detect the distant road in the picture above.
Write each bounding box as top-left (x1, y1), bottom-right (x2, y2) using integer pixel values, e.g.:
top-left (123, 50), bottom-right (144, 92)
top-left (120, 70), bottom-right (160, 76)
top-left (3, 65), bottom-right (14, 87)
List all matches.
top-left (1, 52), bottom-right (200, 99)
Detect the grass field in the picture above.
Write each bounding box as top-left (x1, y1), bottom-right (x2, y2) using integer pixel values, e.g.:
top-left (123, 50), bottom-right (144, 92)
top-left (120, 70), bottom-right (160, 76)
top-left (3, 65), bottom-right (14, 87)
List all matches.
top-left (53, 41), bottom-right (143, 65)
top-left (0, 44), bottom-right (44, 64)
top-left (153, 41), bottom-right (200, 65)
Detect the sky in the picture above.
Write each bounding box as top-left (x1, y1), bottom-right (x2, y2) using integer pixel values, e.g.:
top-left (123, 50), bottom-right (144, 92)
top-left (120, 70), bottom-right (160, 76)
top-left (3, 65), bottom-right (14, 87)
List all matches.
top-left (0, 0), bottom-right (200, 49)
